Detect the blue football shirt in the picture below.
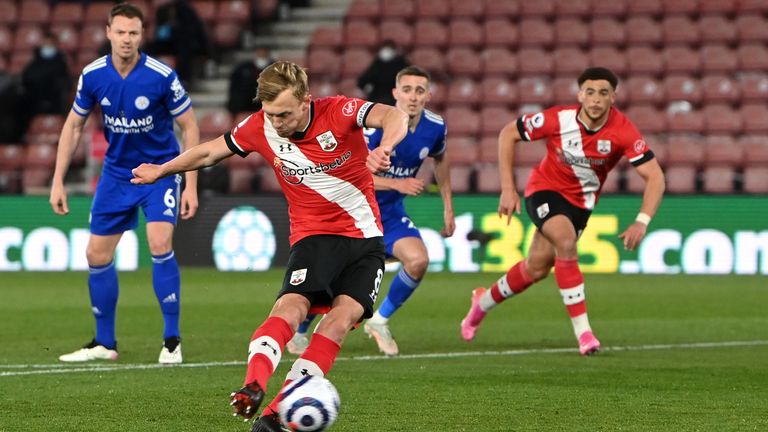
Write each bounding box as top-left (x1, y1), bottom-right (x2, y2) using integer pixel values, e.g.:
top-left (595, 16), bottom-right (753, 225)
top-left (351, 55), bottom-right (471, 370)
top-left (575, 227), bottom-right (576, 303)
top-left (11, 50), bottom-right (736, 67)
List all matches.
top-left (73, 53), bottom-right (192, 180)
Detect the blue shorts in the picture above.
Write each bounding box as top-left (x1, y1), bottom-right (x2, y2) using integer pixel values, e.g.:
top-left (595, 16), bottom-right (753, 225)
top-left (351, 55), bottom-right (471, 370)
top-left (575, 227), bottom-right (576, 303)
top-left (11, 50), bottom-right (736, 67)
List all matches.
top-left (380, 205), bottom-right (422, 258)
top-left (90, 173), bottom-right (181, 236)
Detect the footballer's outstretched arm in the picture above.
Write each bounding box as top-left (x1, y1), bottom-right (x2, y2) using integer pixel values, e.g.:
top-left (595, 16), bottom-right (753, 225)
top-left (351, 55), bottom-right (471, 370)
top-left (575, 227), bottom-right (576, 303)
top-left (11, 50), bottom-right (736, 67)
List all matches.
top-left (131, 135), bottom-right (234, 185)
top-left (432, 152), bottom-right (456, 237)
top-left (498, 120), bottom-right (524, 223)
top-left (618, 158), bottom-right (665, 251)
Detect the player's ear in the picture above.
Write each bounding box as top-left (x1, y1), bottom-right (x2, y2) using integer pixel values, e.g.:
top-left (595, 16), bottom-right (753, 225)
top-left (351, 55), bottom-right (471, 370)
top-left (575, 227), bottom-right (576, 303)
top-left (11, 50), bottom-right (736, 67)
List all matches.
top-left (577, 89), bottom-right (585, 104)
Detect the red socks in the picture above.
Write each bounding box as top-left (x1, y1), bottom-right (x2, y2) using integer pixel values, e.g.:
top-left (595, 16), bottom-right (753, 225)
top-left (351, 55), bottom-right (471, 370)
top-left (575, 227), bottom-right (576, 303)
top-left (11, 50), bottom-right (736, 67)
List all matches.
top-left (244, 316), bottom-right (294, 389)
top-left (554, 257), bottom-right (587, 317)
top-left (489, 261), bottom-right (535, 303)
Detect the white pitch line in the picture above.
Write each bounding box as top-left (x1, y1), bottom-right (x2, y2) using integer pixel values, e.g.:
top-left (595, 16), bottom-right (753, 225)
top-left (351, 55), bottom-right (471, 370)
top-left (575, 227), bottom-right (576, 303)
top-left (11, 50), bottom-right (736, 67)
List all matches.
top-left (2, 339), bottom-right (767, 378)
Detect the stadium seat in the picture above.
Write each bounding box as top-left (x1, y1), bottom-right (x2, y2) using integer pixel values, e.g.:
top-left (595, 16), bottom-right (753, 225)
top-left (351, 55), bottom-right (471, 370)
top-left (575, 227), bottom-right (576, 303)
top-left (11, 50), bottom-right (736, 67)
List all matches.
top-left (413, 20), bottom-right (448, 49)
top-left (481, 77), bottom-right (517, 107)
top-left (552, 77), bottom-right (579, 105)
top-left (514, 166), bottom-right (535, 192)
top-left (380, 0), bottom-right (414, 20)
top-left (8, 51), bottom-right (33, 74)
top-left (481, 48), bottom-right (518, 77)
top-left (484, 0), bottom-right (519, 18)
top-left (626, 47), bottom-right (663, 77)
top-left (212, 22), bottom-right (241, 48)
top-left (699, 0), bottom-right (736, 14)
top-left (227, 155), bottom-right (261, 193)
top-left (79, 24), bottom-right (108, 52)
top-left (666, 134), bottom-right (705, 167)
top-left (13, 25), bottom-right (45, 53)
top-left (483, 19), bottom-right (518, 48)
top-left (24, 142), bottom-right (57, 169)
top-left (625, 105), bottom-right (667, 134)
top-left (700, 75), bottom-right (740, 104)
top-left (217, 0), bottom-right (251, 25)
top-left (663, 0), bottom-right (699, 15)
top-left (667, 110), bottom-right (705, 134)
top-left (590, 0), bottom-right (627, 17)
top-left (446, 48), bottom-right (482, 78)
top-left (0, 1), bottom-right (17, 27)
top-left (446, 136), bottom-right (479, 166)
top-left (518, 48), bottom-right (554, 76)
top-left (554, 18), bottom-right (589, 48)
top-left (337, 78), bottom-right (365, 99)
top-left (445, 78), bottom-right (481, 108)
top-left (740, 104), bottom-right (768, 134)
top-left (626, 76), bottom-right (664, 106)
top-left (344, 20), bottom-right (379, 48)
top-left (450, 0), bottom-right (484, 18)
top-left (664, 165), bottom-right (698, 194)
top-left (519, 0), bottom-right (555, 17)
top-left (307, 49), bottom-right (341, 78)
top-left (516, 141), bottom-right (548, 167)
top-left (553, 47), bottom-right (589, 76)
top-left (50, 2), bottom-right (83, 25)
top-left (475, 163), bottom-right (501, 193)
top-left (519, 19), bottom-right (554, 48)
top-left (0, 27), bottom-right (12, 55)
top-left (704, 105), bottom-right (742, 135)
top-left (737, 44), bottom-right (768, 72)
top-left (257, 165), bottom-right (284, 193)
top-left (646, 136), bottom-right (668, 166)
top-left (346, 0), bottom-right (380, 22)
top-left (408, 48), bottom-right (445, 78)
top-left (601, 168), bottom-right (621, 194)
top-left (378, 20), bottom-right (412, 49)
top-left (50, 24), bottom-right (79, 54)
top-left (28, 114), bottom-right (65, 136)
top-left (277, 51), bottom-right (307, 68)
top-left (190, 1), bottom-right (217, 25)
top-left (18, 0), bottom-right (50, 25)
top-left (661, 16), bottom-right (700, 46)
top-left (310, 80), bottom-right (339, 99)
top-left (198, 110), bottom-right (232, 140)
top-left (480, 106), bottom-right (514, 136)
top-left (588, 46), bottom-right (627, 75)
top-left (699, 15), bottom-right (737, 45)
top-left (703, 135), bottom-right (743, 167)
top-left (701, 165), bottom-right (735, 194)
top-left (742, 167), bottom-right (768, 194)
top-left (340, 48), bottom-right (373, 78)
top-left (450, 165), bottom-right (473, 193)
top-left (310, 26), bottom-right (343, 50)
top-left (517, 77), bottom-right (554, 106)
top-left (701, 45), bottom-right (737, 73)
top-left (478, 135), bottom-right (498, 163)
top-left (588, 17), bottom-right (626, 47)
top-left (444, 106), bottom-right (480, 135)
top-left (448, 19), bottom-right (483, 49)
top-left (626, 16), bottom-right (662, 47)
top-left (84, 2), bottom-right (115, 23)
top-left (415, 0), bottom-right (448, 20)
top-left (663, 46), bottom-right (701, 75)
top-left (555, 0), bottom-right (591, 17)
top-left (415, 157), bottom-right (434, 186)
top-left (738, 73), bottom-right (768, 104)
top-left (626, 0), bottom-right (662, 17)
top-left (21, 167), bottom-right (52, 194)
top-left (73, 50), bottom-right (100, 76)
top-left (739, 135), bottom-right (768, 164)
top-left (252, 0), bottom-right (278, 21)
top-left (735, 15), bottom-right (768, 43)
top-left (737, 0), bottom-right (768, 12)
top-left (0, 144), bottom-right (25, 172)
top-left (663, 75), bottom-right (702, 105)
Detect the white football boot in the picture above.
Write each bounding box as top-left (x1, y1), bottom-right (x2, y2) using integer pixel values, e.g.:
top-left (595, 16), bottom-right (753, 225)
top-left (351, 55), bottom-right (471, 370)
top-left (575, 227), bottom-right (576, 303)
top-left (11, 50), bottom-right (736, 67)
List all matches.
top-left (286, 333), bottom-right (309, 355)
top-left (59, 339), bottom-right (118, 362)
top-left (363, 321), bottom-right (399, 356)
top-left (158, 337), bottom-right (183, 364)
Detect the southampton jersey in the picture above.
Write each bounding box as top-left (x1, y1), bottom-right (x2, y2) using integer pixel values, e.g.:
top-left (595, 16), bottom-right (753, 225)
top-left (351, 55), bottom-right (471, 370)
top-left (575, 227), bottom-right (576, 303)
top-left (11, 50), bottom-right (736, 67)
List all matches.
top-left (225, 96), bottom-right (383, 245)
top-left (73, 53), bottom-right (192, 180)
top-left (516, 105), bottom-right (654, 210)
top-left (365, 109), bottom-right (446, 211)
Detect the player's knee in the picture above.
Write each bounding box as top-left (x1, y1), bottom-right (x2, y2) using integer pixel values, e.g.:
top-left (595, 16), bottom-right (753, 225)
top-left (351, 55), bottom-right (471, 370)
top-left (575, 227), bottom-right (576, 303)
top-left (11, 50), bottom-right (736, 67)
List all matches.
top-left (85, 247), bottom-right (113, 267)
top-left (554, 239), bottom-right (578, 258)
top-left (403, 254), bottom-right (428, 279)
top-left (526, 264), bottom-right (551, 282)
top-left (147, 238), bottom-right (173, 256)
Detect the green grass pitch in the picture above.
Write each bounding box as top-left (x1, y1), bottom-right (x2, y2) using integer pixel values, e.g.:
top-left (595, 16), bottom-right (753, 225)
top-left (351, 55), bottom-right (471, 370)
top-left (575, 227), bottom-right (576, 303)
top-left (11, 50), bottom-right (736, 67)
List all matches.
top-left (1, 269), bottom-right (766, 431)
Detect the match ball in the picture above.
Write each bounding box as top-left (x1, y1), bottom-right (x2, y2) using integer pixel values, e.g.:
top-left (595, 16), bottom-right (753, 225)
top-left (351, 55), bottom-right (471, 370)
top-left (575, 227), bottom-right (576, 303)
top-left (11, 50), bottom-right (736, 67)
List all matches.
top-left (278, 376), bottom-right (340, 431)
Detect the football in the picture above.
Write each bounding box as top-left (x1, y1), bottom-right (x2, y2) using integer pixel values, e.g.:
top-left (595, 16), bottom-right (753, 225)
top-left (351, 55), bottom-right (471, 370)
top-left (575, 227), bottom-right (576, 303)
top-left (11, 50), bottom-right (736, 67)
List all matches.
top-left (278, 375), bottom-right (340, 431)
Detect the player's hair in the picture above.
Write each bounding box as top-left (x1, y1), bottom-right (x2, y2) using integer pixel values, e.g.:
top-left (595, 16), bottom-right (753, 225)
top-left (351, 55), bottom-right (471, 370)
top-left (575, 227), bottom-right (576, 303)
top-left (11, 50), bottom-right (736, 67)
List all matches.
top-left (396, 65), bottom-right (431, 85)
top-left (256, 61), bottom-right (309, 103)
top-left (108, 2), bottom-right (145, 26)
top-left (577, 67), bottom-right (619, 90)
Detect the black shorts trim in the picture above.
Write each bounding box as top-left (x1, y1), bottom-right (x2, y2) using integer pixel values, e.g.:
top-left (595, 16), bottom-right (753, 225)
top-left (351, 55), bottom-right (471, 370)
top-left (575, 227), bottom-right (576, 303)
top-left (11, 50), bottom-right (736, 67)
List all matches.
top-left (278, 235), bottom-right (385, 320)
top-left (525, 190), bottom-right (592, 235)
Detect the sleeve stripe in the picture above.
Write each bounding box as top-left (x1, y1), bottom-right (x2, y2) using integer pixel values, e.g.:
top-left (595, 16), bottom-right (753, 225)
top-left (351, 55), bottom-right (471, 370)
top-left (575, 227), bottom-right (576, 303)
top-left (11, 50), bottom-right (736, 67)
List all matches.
top-left (169, 97), bottom-right (192, 116)
top-left (515, 117), bottom-right (531, 141)
top-left (357, 101), bottom-right (375, 128)
top-left (72, 102), bottom-right (90, 116)
top-left (630, 150), bottom-right (655, 166)
top-left (224, 132), bottom-right (248, 157)
top-left (145, 62), bottom-right (171, 77)
top-left (146, 56), bottom-right (173, 75)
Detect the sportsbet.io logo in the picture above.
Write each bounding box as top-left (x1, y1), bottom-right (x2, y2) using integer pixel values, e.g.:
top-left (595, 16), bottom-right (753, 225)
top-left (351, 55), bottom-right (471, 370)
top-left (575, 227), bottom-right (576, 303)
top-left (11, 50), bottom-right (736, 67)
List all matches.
top-left (212, 206), bottom-right (276, 271)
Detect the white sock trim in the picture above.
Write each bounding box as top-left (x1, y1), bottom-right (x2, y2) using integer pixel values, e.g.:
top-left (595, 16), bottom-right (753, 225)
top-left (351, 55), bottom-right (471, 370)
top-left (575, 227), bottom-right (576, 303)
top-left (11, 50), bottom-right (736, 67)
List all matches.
top-left (247, 336), bottom-right (281, 372)
top-left (571, 313), bottom-right (591, 338)
top-left (286, 358), bottom-right (324, 381)
top-left (559, 284), bottom-right (585, 306)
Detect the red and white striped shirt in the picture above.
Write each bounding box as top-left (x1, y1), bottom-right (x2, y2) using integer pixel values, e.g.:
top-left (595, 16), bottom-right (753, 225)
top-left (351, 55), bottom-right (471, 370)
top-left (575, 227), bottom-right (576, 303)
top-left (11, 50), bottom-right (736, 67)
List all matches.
top-left (225, 96), bottom-right (383, 245)
top-left (516, 105), bottom-right (654, 210)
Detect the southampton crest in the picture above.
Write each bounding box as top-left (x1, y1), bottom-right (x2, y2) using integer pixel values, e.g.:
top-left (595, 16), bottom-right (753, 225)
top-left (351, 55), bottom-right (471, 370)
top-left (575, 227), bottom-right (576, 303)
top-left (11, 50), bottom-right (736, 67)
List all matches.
top-left (316, 131), bottom-right (338, 152)
top-left (597, 139), bottom-right (611, 154)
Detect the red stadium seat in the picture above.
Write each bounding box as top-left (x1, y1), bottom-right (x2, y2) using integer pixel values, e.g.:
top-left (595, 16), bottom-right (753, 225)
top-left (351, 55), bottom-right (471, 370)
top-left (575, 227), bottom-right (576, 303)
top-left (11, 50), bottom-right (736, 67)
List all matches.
top-left (663, 75), bottom-right (702, 105)
top-left (661, 15), bottom-right (700, 46)
top-left (0, 2), bottom-right (17, 27)
top-left (625, 16), bottom-right (662, 47)
top-left (626, 46), bottom-right (663, 77)
top-left (667, 110), bottom-right (705, 134)
top-left (14, 25), bottom-right (45, 53)
top-left (310, 26), bottom-right (343, 50)
top-left (415, 0), bottom-right (448, 20)
top-left (666, 134), bottom-right (705, 167)
top-left (310, 80), bottom-right (339, 99)
top-left (514, 166), bottom-right (535, 191)
top-left (380, 0), bottom-right (415, 20)
top-left (346, 0), bottom-right (380, 22)
top-left (481, 48), bottom-right (518, 77)
top-left (212, 22), bottom-right (241, 48)
top-left (445, 78), bottom-right (481, 107)
top-left (485, 0), bottom-right (519, 18)
top-left (663, 165), bottom-right (698, 194)
top-left (516, 141), bottom-right (548, 167)
top-left (699, 15), bottom-right (737, 45)
top-left (73, 50), bottom-right (101, 76)
top-left (553, 48), bottom-right (589, 76)
top-left (446, 136), bottom-right (479, 166)
top-left (554, 18), bottom-right (589, 48)
top-left (701, 45), bottom-right (737, 73)
top-left (699, 0), bottom-right (736, 14)
top-left (589, 17), bottom-right (626, 47)
top-left (190, 1), bottom-right (217, 25)
top-left (555, 0), bottom-right (591, 17)
top-left (519, 19), bottom-right (554, 48)
top-left (217, 0), bottom-right (251, 25)
top-left (198, 110), bottom-right (232, 140)
top-left (22, 168), bottom-right (53, 193)
top-left (735, 15), bottom-right (768, 43)
top-left (0, 144), bottom-right (25, 171)
top-left (646, 136), bottom-right (668, 166)
top-left (742, 167), bottom-right (768, 194)
top-left (588, 46), bottom-right (627, 75)
top-left (84, 2), bottom-right (115, 23)
top-left (663, 46), bottom-right (701, 75)
top-left (663, 0), bottom-right (699, 15)
top-left (450, 0), bottom-right (484, 18)
top-left (413, 20), bottom-right (448, 49)
top-left (0, 27), bottom-right (12, 55)
top-left (480, 106), bottom-right (514, 136)
top-left (476, 163), bottom-right (501, 193)
top-left (625, 76), bottom-right (663, 106)
top-left (626, 0), bottom-right (662, 17)
top-left (738, 73), bottom-right (768, 104)
top-left (256, 166), bottom-right (283, 193)
top-left (79, 24), bottom-right (108, 52)
top-left (737, 0), bottom-right (768, 12)
top-left (50, 24), bottom-right (79, 54)
top-left (408, 48), bottom-right (445, 77)
top-left (625, 105), bottom-right (667, 134)
top-left (701, 165), bottom-right (735, 194)
top-left (449, 164), bottom-right (473, 193)
top-left (307, 49), bottom-right (341, 78)
top-left (28, 114), bottom-right (65, 136)
top-left (551, 77), bottom-right (579, 105)
top-left (519, 0), bottom-right (555, 18)
top-left (448, 19), bottom-right (483, 48)
top-left (704, 135), bottom-right (743, 167)
top-left (483, 19), bottom-right (518, 49)
top-left (8, 51), bottom-right (33, 74)
top-left (344, 20), bottom-right (379, 48)
top-left (737, 44), bottom-right (768, 73)
top-left (740, 104), bottom-right (768, 134)
top-left (24, 143), bottom-right (57, 169)
top-left (338, 78), bottom-right (366, 99)
top-left (444, 106), bottom-right (480, 135)
top-left (479, 135), bottom-right (498, 163)
top-left (589, 0), bottom-right (627, 18)
top-left (50, 2), bottom-right (83, 25)
top-left (601, 168), bottom-right (622, 194)
top-left (379, 20), bottom-right (413, 49)
top-left (740, 135), bottom-right (768, 165)
top-left (340, 48), bottom-right (373, 78)
top-left (517, 77), bottom-right (554, 106)
top-left (415, 158), bottom-right (435, 186)
top-left (18, 0), bottom-right (50, 25)
top-left (700, 75), bottom-right (740, 104)
top-left (446, 48), bottom-right (482, 78)
top-left (517, 48), bottom-right (554, 76)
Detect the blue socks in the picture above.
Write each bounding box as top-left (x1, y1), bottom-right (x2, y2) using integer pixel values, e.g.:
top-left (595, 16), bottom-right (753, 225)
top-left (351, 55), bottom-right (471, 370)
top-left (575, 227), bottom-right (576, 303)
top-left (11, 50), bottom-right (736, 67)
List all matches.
top-left (152, 251), bottom-right (181, 339)
top-left (298, 314), bottom-right (317, 334)
top-left (378, 268), bottom-right (421, 319)
top-left (89, 261), bottom-right (119, 349)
